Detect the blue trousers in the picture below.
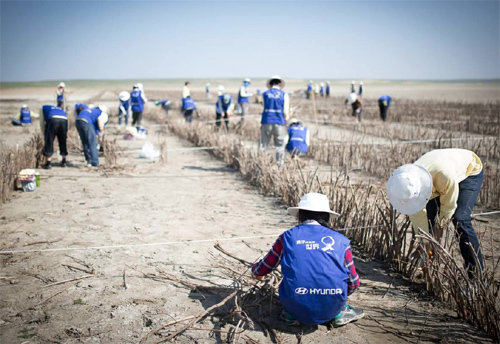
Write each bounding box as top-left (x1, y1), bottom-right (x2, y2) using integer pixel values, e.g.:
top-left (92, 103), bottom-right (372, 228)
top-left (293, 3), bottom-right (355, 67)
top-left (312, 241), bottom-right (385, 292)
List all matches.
top-left (76, 120), bottom-right (99, 166)
top-left (426, 169), bottom-right (484, 272)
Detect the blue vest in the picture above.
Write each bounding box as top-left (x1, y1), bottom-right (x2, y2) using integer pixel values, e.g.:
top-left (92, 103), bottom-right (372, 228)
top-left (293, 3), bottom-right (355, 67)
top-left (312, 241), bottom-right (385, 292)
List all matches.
top-left (158, 99), bottom-right (169, 106)
top-left (130, 90), bottom-right (144, 112)
top-left (320, 86), bottom-right (324, 96)
top-left (378, 95), bottom-right (392, 106)
top-left (119, 99), bottom-right (130, 114)
top-left (238, 87), bottom-right (249, 103)
top-left (279, 224), bottom-right (350, 325)
top-left (307, 84), bottom-right (312, 92)
top-left (74, 103), bottom-right (88, 114)
top-left (216, 94), bottom-right (232, 113)
top-left (42, 105), bottom-right (67, 121)
top-left (182, 97), bottom-right (196, 110)
top-left (286, 126), bottom-right (308, 153)
top-left (326, 85), bottom-right (330, 94)
top-left (77, 108), bottom-right (102, 133)
top-left (20, 109), bottom-right (32, 124)
top-left (57, 90), bottom-right (64, 102)
top-left (261, 88), bottom-right (286, 125)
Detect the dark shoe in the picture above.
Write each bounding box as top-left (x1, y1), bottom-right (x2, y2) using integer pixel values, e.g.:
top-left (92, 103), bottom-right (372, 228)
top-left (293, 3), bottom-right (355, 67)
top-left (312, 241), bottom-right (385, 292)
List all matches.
top-left (334, 304), bottom-right (364, 326)
top-left (60, 159), bottom-right (67, 167)
top-left (280, 309), bottom-right (300, 326)
top-left (42, 162), bottom-right (52, 170)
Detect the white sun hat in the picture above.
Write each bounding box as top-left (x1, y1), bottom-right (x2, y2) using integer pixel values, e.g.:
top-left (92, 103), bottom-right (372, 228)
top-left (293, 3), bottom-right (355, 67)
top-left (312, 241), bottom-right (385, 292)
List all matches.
top-left (386, 164), bottom-right (433, 215)
top-left (289, 118), bottom-right (300, 125)
top-left (137, 83), bottom-right (144, 91)
top-left (267, 75), bottom-right (285, 89)
top-left (58, 82), bottom-right (66, 88)
top-left (218, 85), bottom-right (225, 92)
top-left (21, 104), bottom-right (28, 108)
top-left (119, 91), bottom-right (130, 101)
top-left (98, 104), bottom-right (109, 115)
top-left (243, 78), bottom-right (251, 83)
top-left (287, 193), bottom-right (340, 217)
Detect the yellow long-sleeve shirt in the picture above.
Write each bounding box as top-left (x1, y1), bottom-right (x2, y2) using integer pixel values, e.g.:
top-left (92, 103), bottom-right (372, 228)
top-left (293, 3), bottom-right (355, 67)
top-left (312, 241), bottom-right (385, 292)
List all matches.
top-left (409, 149), bottom-right (482, 232)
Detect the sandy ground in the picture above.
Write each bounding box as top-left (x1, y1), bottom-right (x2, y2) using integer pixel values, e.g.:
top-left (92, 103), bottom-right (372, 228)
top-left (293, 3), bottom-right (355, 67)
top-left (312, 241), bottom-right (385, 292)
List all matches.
top-left (0, 84), bottom-right (498, 343)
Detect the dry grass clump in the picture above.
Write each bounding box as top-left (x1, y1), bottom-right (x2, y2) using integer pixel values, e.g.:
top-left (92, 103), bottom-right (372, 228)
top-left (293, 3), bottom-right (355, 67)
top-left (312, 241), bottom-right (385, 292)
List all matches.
top-left (0, 133), bottom-right (44, 205)
top-left (101, 136), bottom-right (120, 168)
top-left (166, 117), bottom-right (500, 341)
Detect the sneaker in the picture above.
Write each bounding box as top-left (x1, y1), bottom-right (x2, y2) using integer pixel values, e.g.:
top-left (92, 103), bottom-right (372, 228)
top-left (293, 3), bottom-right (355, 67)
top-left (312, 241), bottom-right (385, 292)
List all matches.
top-left (334, 304), bottom-right (364, 326)
top-left (42, 162), bottom-right (52, 170)
top-left (280, 309), bottom-right (300, 326)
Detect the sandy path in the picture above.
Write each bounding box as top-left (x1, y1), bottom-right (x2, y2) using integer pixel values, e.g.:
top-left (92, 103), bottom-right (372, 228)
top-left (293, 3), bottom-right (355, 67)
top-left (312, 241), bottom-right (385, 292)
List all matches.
top-left (0, 114), bottom-right (493, 343)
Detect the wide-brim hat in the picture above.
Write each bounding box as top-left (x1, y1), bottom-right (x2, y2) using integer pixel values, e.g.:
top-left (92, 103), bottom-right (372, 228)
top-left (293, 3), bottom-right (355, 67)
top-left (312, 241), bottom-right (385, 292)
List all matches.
top-left (119, 91), bottom-right (130, 101)
top-left (289, 118), bottom-right (300, 125)
top-left (267, 75), bottom-right (285, 89)
top-left (386, 164), bottom-right (432, 215)
top-left (287, 193), bottom-right (340, 218)
top-left (243, 78), bottom-right (251, 83)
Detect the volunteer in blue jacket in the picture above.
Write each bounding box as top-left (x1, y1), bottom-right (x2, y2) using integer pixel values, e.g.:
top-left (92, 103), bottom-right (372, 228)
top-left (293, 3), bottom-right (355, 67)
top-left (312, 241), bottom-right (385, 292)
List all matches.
top-left (56, 82), bottom-right (66, 108)
top-left (12, 104), bottom-right (33, 126)
top-left (155, 99), bottom-right (171, 114)
top-left (260, 75), bottom-right (290, 167)
top-left (306, 80), bottom-right (313, 99)
top-left (182, 96), bottom-right (198, 123)
top-left (215, 85), bottom-right (233, 130)
top-left (378, 95), bottom-right (392, 122)
top-left (74, 103), bottom-right (88, 116)
top-left (130, 83), bottom-right (147, 130)
top-left (252, 193), bottom-right (363, 326)
top-left (326, 81), bottom-right (331, 97)
top-left (75, 105), bottom-right (109, 167)
top-left (118, 91), bottom-right (131, 126)
top-left (237, 78), bottom-right (252, 120)
top-left (40, 105), bottom-right (69, 169)
top-left (286, 118), bottom-right (309, 157)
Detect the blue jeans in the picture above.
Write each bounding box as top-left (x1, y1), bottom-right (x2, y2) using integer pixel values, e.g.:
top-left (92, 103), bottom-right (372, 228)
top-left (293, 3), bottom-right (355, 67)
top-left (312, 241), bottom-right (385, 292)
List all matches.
top-left (76, 120), bottom-right (99, 166)
top-left (118, 110), bottom-right (129, 125)
top-left (426, 169), bottom-right (484, 272)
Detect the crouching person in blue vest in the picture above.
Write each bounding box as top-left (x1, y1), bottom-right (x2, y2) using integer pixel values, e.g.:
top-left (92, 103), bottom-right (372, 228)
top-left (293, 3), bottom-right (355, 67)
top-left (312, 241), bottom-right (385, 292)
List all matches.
top-left (215, 85), bottom-right (232, 130)
top-left (74, 103), bottom-right (88, 116)
top-left (75, 105), bottom-right (109, 167)
top-left (40, 105), bottom-right (69, 169)
top-left (155, 99), bottom-right (171, 114)
top-left (252, 193), bottom-right (364, 327)
top-left (286, 118), bottom-right (309, 158)
top-left (182, 96), bottom-right (198, 123)
top-left (118, 91), bottom-right (131, 126)
top-left (12, 104), bottom-right (33, 126)
top-left (378, 95), bottom-right (392, 122)
top-left (260, 75), bottom-right (289, 167)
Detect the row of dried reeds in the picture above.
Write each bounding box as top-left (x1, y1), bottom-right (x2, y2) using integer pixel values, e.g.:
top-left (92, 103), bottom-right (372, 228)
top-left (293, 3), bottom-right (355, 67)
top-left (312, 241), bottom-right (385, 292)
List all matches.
top-left (166, 117), bottom-right (499, 341)
top-left (0, 133), bottom-right (44, 205)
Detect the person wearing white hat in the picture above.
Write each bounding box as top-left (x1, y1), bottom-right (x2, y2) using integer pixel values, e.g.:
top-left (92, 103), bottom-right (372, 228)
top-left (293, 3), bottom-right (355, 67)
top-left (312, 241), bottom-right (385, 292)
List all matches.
top-left (12, 104), bottom-right (33, 126)
top-left (237, 78), bottom-right (252, 120)
top-left (56, 82), bottom-right (66, 108)
top-left (285, 118), bottom-right (310, 157)
top-left (215, 85), bottom-right (232, 130)
top-left (118, 91), bottom-right (131, 126)
top-left (260, 75), bottom-right (290, 167)
top-left (387, 149), bottom-right (484, 273)
top-left (345, 81), bottom-right (363, 121)
top-left (75, 105), bottom-right (109, 167)
top-left (130, 84), bottom-right (147, 130)
top-left (252, 192), bottom-right (363, 327)
top-left (319, 83), bottom-right (325, 97)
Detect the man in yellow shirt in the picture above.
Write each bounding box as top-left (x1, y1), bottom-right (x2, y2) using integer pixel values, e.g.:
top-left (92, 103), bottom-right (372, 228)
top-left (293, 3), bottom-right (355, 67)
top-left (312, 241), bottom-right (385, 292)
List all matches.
top-left (386, 149), bottom-right (484, 274)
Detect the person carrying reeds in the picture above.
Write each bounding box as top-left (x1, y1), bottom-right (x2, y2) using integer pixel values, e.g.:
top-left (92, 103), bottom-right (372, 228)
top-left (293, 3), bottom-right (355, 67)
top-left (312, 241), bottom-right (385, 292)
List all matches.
top-left (252, 193), bottom-right (364, 326)
top-left (237, 78), bottom-right (252, 121)
top-left (260, 75), bottom-right (289, 167)
top-left (75, 105), bottom-right (109, 167)
top-left (215, 85), bottom-right (233, 130)
top-left (286, 118), bottom-right (309, 157)
top-left (40, 105), bottom-right (69, 169)
top-left (345, 81), bottom-right (363, 121)
top-left (387, 149), bottom-right (484, 276)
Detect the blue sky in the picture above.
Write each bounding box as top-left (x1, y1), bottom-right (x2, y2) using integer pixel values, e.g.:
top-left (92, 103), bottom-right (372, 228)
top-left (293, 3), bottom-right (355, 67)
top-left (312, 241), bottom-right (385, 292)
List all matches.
top-left (1, 0), bottom-right (499, 82)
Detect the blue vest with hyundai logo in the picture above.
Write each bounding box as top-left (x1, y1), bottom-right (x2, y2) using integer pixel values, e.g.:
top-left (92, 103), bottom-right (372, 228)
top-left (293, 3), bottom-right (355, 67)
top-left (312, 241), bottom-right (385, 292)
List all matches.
top-left (20, 109), bottom-right (32, 124)
top-left (130, 90), bottom-right (144, 112)
top-left (261, 88), bottom-right (285, 125)
top-left (286, 126), bottom-right (308, 153)
top-left (77, 108), bottom-right (102, 133)
top-left (238, 86), bottom-right (249, 103)
top-left (279, 223), bottom-right (350, 325)
top-left (42, 105), bottom-right (67, 121)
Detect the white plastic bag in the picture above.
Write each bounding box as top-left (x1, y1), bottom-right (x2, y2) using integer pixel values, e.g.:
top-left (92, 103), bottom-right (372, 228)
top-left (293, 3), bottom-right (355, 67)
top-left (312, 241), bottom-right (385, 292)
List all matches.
top-left (139, 141), bottom-right (160, 160)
